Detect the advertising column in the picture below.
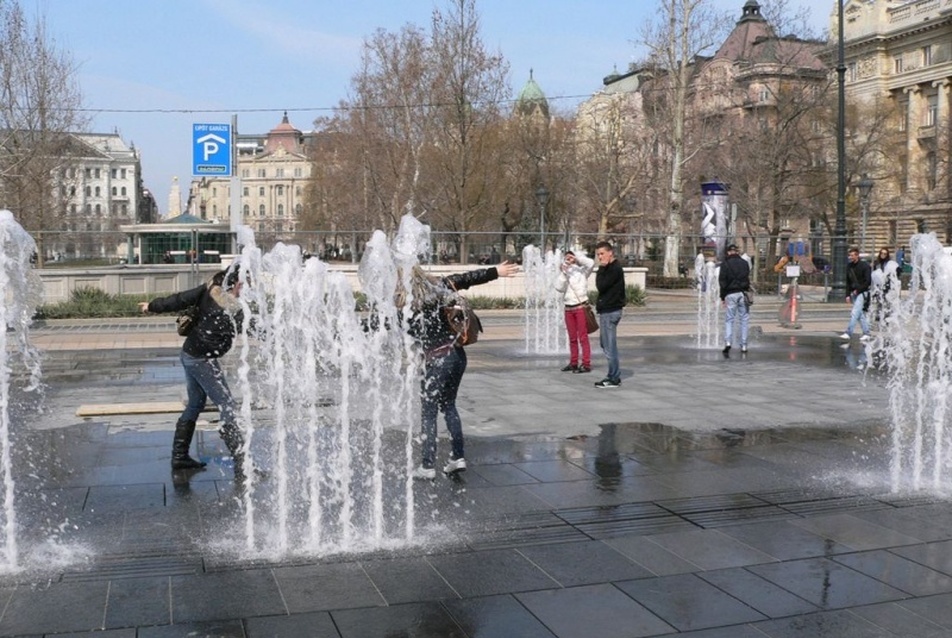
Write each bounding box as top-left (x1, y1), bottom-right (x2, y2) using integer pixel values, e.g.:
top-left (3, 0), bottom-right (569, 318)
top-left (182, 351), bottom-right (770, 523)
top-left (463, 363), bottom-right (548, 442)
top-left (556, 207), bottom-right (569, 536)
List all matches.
top-left (700, 181), bottom-right (729, 262)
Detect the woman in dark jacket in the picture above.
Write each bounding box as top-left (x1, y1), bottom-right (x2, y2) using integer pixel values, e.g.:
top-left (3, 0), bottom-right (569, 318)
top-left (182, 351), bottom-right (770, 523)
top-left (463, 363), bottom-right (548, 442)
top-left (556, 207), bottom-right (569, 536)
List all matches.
top-left (405, 261), bottom-right (518, 479)
top-left (139, 268), bottom-right (247, 476)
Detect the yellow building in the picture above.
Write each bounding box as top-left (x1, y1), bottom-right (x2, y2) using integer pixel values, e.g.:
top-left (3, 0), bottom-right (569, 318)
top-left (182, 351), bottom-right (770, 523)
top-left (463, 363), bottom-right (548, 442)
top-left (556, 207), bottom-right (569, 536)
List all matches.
top-left (188, 113), bottom-right (313, 242)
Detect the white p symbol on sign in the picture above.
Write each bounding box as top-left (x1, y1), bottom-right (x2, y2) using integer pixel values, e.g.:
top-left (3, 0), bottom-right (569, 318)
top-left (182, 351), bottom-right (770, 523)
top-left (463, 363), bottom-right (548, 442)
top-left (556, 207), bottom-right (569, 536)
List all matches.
top-left (196, 133), bottom-right (227, 161)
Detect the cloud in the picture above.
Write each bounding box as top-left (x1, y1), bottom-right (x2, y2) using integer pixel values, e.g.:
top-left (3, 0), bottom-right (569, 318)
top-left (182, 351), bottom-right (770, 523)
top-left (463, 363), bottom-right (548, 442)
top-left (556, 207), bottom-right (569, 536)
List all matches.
top-left (201, 0), bottom-right (361, 63)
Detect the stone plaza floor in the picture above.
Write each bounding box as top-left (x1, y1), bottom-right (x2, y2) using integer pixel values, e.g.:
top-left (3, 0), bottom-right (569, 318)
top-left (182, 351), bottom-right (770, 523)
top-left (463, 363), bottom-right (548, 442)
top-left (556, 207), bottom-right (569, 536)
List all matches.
top-left (2, 302), bottom-right (951, 637)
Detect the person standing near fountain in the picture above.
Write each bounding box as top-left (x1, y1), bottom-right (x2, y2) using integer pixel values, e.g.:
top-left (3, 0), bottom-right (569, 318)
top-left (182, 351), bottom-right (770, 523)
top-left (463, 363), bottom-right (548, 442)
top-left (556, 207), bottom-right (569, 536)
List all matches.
top-left (871, 247), bottom-right (899, 325)
top-left (841, 247), bottom-right (872, 342)
top-left (593, 241), bottom-right (625, 388)
top-left (404, 261), bottom-right (519, 479)
top-left (138, 268), bottom-right (248, 477)
top-left (719, 243), bottom-right (751, 355)
top-left (555, 250), bottom-right (595, 374)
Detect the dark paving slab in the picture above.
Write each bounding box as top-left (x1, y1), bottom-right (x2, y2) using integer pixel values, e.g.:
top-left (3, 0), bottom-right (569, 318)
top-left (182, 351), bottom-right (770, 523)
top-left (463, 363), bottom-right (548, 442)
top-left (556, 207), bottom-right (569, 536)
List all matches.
top-left (0, 334), bottom-right (949, 636)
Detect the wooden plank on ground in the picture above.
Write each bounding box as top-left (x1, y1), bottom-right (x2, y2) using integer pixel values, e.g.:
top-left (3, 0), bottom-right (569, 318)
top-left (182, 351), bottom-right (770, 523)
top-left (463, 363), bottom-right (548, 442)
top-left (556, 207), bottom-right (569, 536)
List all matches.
top-left (75, 402), bottom-right (205, 417)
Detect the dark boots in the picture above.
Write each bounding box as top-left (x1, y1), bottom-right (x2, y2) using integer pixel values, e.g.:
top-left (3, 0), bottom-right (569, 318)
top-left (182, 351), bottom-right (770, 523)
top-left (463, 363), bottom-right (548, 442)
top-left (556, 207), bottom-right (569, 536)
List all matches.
top-left (219, 422), bottom-right (245, 478)
top-left (171, 419), bottom-right (206, 470)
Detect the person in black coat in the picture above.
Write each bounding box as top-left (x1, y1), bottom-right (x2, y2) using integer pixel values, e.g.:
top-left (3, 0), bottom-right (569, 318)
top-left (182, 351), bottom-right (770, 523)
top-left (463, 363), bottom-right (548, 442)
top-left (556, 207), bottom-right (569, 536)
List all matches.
top-left (841, 247), bottom-right (872, 341)
top-left (593, 241), bottom-right (625, 388)
top-left (403, 261), bottom-right (518, 479)
top-left (138, 268), bottom-right (248, 477)
top-left (719, 243), bottom-right (751, 355)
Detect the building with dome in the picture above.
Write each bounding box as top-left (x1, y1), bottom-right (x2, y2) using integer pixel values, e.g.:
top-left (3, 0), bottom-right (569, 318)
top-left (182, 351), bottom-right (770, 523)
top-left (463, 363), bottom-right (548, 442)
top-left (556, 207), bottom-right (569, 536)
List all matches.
top-left (187, 113), bottom-right (314, 242)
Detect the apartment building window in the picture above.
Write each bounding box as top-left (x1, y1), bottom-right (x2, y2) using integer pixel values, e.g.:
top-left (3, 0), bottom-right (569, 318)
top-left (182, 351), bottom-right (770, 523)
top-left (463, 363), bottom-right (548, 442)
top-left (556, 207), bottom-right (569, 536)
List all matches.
top-left (927, 93), bottom-right (938, 127)
top-left (213, 204), bottom-right (217, 216)
top-left (242, 169), bottom-right (250, 178)
top-left (894, 56), bottom-right (903, 74)
top-left (277, 204), bottom-right (284, 217)
top-left (259, 204), bottom-right (266, 217)
top-left (85, 186), bottom-right (91, 196)
top-left (85, 204), bottom-right (91, 213)
top-left (928, 151), bottom-right (937, 190)
top-left (294, 167), bottom-right (302, 177)
top-left (923, 45), bottom-right (933, 66)
top-left (257, 169), bottom-right (266, 178)
top-left (85, 168), bottom-right (91, 178)
top-left (243, 204), bottom-right (250, 216)
top-left (243, 187), bottom-right (249, 196)
top-left (259, 186), bottom-right (265, 196)
top-left (121, 204), bottom-right (127, 215)
top-left (276, 168), bottom-right (284, 178)
top-left (121, 187), bottom-right (126, 196)
top-left (212, 188), bottom-right (217, 197)
top-left (95, 204), bottom-right (101, 215)
top-left (95, 186), bottom-right (101, 197)
top-left (759, 88), bottom-right (769, 102)
top-left (112, 187), bottom-right (117, 196)
top-left (848, 62), bottom-right (857, 82)
top-left (111, 169), bottom-right (117, 178)
top-left (296, 186), bottom-right (302, 197)
top-left (276, 185), bottom-right (284, 196)
top-left (94, 168), bottom-right (100, 179)
top-left (295, 203), bottom-right (302, 216)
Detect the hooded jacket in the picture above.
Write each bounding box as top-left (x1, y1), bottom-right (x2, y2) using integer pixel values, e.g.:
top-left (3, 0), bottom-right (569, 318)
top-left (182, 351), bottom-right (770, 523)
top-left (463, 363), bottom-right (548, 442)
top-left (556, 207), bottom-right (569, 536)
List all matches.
top-left (148, 280), bottom-right (243, 359)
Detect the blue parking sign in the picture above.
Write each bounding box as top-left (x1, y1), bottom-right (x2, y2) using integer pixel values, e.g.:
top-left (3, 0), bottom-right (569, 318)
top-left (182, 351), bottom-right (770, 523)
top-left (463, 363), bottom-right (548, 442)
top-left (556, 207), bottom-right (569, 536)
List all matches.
top-left (192, 123), bottom-right (231, 176)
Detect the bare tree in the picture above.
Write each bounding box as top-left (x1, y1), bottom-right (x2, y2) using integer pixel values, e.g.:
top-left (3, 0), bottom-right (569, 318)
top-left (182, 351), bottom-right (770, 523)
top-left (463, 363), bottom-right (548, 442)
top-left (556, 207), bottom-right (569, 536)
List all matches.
top-left (640, 0), bottom-right (728, 277)
top-left (426, 0), bottom-right (510, 262)
top-left (0, 0), bottom-right (86, 263)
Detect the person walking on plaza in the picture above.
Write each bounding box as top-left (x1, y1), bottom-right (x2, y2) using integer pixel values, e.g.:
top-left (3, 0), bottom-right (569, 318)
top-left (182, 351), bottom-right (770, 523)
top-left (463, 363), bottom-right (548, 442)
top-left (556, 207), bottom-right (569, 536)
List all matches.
top-left (404, 261), bottom-right (519, 479)
top-left (555, 250), bottom-right (595, 374)
top-left (138, 268), bottom-right (249, 478)
top-left (719, 243), bottom-right (751, 355)
top-left (871, 247), bottom-right (899, 325)
top-left (841, 247), bottom-right (872, 342)
top-left (593, 241), bottom-right (625, 388)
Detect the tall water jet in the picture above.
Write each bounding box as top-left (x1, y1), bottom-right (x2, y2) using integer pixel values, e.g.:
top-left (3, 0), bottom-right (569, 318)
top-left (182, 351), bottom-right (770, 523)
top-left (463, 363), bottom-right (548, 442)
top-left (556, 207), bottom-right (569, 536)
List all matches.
top-left (226, 217), bottom-right (423, 557)
top-left (695, 253), bottom-right (720, 348)
top-left (523, 245), bottom-right (567, 354)
top-left (0, 210), bottom-right (42, 569)
top-left (880, 233), bottom-right (952, 492)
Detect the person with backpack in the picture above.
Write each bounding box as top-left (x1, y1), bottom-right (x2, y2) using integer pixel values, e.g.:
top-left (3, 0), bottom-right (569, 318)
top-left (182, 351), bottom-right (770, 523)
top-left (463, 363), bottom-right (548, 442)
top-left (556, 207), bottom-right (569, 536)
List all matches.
top-left (403, 261), bottom-right (518, 479)
top-left (138, 267), bottom-right (250, 479)
top-left (719, 243), bottom-right (752, 355)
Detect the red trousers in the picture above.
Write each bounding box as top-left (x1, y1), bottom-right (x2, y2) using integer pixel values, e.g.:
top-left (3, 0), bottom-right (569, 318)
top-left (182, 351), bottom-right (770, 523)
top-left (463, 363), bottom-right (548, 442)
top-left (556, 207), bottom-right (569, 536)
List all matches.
top-left (564, 305), bottom-right (591, 367)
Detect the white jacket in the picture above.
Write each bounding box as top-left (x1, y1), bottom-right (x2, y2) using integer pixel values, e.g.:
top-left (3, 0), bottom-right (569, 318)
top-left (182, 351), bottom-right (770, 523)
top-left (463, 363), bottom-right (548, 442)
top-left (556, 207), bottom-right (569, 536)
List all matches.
top-left (554, 252), bottom-right (595, 306)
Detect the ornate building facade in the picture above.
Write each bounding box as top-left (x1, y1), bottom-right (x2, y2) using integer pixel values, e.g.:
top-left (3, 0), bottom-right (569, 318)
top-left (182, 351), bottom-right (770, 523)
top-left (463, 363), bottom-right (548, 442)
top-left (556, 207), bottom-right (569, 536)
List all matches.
top-left (841, 0), bottom-right (952, 248)
top-left (187, 113), bottom-right (314, 240)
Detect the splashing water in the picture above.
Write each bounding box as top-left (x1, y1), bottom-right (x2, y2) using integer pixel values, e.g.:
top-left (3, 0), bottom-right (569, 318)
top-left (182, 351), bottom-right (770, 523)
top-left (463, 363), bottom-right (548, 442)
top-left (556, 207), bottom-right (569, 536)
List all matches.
top-left (880, 233), bottom-right (952, 493)
top-left (695, 254), bottom-right (720, 348)
top-left (226, 216), bottom-right (424, 557)
top-left (523, 245), bottom-right (567, 354)
top-left (0, 210), bottom-right (42, 569)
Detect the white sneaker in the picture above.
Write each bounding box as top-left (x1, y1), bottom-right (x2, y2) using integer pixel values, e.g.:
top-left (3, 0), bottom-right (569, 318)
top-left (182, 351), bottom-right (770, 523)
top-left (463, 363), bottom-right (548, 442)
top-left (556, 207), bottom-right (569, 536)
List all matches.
top-left (859, 334), bottom-right (871, 342)
top-left (412, 466), bottom-right (436, 480)
top-left (839, 333), bottom-right (851, 340)
top-left (443, 457), bottom-right (467, 474)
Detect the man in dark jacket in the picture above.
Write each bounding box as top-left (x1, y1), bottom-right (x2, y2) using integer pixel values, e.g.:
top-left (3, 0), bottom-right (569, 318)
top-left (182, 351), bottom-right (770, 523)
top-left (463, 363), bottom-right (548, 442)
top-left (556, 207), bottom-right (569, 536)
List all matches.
top-left (719, 243), bottom-right (751, 355)
top-left (842, 246), bottom-right (872, 341)
top-left (594, 241), bottom-right (625, 388)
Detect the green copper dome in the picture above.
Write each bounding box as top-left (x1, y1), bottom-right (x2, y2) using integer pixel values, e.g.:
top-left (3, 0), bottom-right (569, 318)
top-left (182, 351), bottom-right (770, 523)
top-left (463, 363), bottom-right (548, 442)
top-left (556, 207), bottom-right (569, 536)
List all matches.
top-left (516, 69), bottom-right (549, 119)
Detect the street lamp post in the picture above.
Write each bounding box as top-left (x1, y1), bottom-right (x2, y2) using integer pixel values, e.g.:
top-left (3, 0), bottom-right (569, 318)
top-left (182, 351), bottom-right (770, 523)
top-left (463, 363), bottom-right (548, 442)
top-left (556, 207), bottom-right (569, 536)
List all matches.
top-left (829, 0), bottom-right (848, 301)
top-left (535, 186), bottom-right (549, 250)
top-left (857, 173), bottom-right (874, 256)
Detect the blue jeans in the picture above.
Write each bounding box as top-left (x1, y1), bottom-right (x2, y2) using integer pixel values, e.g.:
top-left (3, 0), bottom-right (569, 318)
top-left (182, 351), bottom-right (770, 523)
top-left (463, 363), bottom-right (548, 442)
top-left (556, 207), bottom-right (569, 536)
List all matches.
top-left (421, 347), bottom-right (467, 469)
top-left (723, 292), bottom-right (749, 347)
top-left (179, 351), bottom-right (237, 425)
top-left (598, 309), bottom-right (622, 382)
top-left (846, 292), bottom-right (870, 336)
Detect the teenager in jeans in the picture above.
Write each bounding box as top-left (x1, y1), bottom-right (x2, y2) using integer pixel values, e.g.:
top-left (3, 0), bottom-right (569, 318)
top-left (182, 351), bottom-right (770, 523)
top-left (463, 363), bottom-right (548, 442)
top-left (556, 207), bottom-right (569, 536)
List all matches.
top-left (719, 243), bottom-right (751, 355)
top-left (555, 250), bottom-right (595, 374)
top-left (138, 268), bottom-right (249, 478)
top-left (404, 261), bottom-right (519, 479)
top-left (593, 241), bottom-right (625, 388)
